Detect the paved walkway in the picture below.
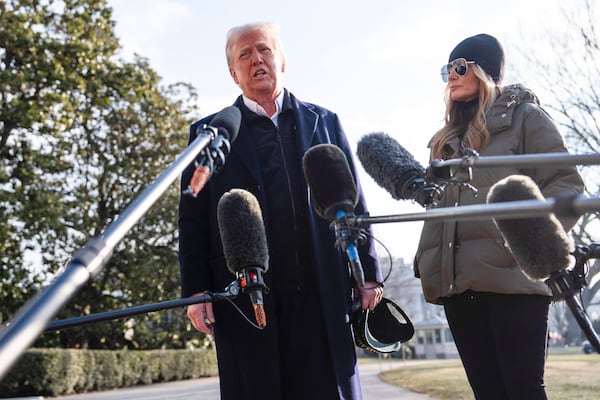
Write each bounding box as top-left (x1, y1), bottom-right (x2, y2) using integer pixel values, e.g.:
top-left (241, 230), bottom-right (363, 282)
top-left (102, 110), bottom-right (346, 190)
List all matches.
top-left (9, 359), bottom-right (436, 399)
top-left (360, 359), bottom-right (436, 400)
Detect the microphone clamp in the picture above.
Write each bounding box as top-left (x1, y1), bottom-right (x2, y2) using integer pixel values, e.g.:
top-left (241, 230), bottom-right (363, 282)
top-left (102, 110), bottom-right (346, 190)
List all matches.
top-left (546, 243), bottom-right (599, 301)
top-left (544, 243), bottom-right (600, 353)
top-left (236, 266), bottom-right (269, 329)
top-left (236, 266), bottom-right (269, 296)
top-left (423, 158), bottom-right (479, 207)
top-left (331, 213), bottom-right (369, 287)
top-left (403, 174), bottom-right (471, 208)
top-left (410, 178), bottom-right (445, 207)
top-left (183, 124), bottom-right (232, 198)
top-left (330, 214), bottom-right (368, 248)
top-left (202, 127), bottom-right (231, 174)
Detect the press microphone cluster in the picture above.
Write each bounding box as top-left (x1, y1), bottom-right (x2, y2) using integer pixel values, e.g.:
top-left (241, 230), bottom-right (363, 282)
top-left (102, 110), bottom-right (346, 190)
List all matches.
top-left (302, 144), bottom-right (366, 287)
top-left (217, 189), bottom-right (269, 328)
top-left (184, 106), bottom-right (242, 197)
top-left (357, 132), bottom-right (444, 207)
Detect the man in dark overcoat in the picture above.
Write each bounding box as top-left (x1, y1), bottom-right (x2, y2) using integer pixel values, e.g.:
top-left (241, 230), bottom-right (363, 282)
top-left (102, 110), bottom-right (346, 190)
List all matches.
top-left (178, 22), bottom-right (383, 400)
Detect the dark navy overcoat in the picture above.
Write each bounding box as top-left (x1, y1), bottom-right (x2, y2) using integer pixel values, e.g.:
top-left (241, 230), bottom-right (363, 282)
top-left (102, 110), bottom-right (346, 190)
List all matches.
top-left (179, 90), bottom-right (381, 399)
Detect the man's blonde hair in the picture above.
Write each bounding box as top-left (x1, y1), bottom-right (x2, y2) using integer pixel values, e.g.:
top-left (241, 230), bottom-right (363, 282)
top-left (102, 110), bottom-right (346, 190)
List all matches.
top-left (225, 22), bottom-right (285, 67)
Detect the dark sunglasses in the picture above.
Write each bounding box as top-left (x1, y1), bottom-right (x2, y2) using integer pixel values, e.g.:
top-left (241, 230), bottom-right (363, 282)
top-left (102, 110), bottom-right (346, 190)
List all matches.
top-left (441, 58), bottom-right (476, 82)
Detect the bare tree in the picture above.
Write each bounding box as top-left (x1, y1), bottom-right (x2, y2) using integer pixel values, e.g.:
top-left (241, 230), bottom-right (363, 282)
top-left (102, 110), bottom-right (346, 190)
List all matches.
top-left (514, 0), bottom-right (600, 344)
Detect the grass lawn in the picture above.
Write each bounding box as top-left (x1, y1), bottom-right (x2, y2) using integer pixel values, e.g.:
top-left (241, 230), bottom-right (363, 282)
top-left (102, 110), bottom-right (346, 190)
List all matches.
top-left (375, 351), bottom-right (600, 400)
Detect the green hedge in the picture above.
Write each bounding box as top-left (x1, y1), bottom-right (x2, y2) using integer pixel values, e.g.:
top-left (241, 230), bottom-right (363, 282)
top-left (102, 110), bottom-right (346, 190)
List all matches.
top-left (0, 348), bottom-right (218, 397)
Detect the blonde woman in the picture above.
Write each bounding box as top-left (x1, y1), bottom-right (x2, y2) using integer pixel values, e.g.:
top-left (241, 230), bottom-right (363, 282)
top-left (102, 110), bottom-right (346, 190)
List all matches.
top-left (414, 34), bottom-right (584, 400)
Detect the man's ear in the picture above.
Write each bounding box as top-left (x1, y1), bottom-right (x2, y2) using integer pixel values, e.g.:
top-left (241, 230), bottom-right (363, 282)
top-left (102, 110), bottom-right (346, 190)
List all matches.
top-left (229, 67), bottom-right (239, 84)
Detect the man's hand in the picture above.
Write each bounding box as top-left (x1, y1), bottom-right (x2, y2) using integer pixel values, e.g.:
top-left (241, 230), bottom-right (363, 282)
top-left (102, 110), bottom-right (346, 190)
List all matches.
top-left (358, 281), bottom-right (383, 311)
top-left (187, 292), bottom-right (215, 335)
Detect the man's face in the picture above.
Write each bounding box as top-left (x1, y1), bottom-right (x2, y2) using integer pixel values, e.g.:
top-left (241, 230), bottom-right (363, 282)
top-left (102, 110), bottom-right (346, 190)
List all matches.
top-left (228, 28), bottom-right (285, 101)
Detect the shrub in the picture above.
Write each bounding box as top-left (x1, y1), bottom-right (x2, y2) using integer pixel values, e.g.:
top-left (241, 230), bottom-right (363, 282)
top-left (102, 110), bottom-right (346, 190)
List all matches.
top-left (0, 348), bottom-right (218, 397)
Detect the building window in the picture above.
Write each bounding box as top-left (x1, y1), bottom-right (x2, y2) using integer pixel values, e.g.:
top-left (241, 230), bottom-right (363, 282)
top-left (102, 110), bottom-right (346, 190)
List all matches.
top-left (444, 328), bottom-right (454, 343)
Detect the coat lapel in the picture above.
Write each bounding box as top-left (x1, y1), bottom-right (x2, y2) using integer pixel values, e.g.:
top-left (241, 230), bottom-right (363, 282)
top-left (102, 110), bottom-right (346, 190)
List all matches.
top-left (229, 97), bottom-right (263, 185)
top-left (227, 91), bottom-right (322, 186)
top-left (289, 92), bottom-right (320, 155)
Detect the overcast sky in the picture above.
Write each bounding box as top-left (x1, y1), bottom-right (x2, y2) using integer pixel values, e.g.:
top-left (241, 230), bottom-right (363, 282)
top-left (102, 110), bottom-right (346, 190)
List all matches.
top-left (107, 0), bottom-right (569, 261)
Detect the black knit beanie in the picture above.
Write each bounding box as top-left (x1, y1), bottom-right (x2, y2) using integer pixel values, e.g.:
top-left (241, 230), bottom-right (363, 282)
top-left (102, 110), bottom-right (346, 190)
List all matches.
top-left (449, 34), bottom-right (505, 83)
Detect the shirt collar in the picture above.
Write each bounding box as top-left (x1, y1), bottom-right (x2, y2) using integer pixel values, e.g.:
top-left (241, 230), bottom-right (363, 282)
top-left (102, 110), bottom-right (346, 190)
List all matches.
top-left (242, 91), bottom-right (284, 126)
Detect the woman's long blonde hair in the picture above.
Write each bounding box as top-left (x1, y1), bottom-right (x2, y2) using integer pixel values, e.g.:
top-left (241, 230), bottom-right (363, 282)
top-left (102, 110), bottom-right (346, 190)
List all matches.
top-left (430, 64), bottom-right (500, 160)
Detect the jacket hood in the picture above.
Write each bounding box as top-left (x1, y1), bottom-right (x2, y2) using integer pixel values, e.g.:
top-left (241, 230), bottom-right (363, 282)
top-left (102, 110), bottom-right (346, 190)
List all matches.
top-left (486, 84), bottom-right (541, 133)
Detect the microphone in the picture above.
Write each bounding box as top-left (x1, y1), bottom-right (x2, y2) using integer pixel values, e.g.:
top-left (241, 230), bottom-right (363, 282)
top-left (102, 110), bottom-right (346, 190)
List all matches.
top-left (184, 106), bottom-right (242, 197)
top-left (488, 175), bottom-right (600, 353)
top-left (217, 188), bottom-right (269, 328)
top-left (207, 106), bottom-right (242, 142)
top-left (302, 143), bottom-right (366, 287)
top-left (356, 132), bottom-right (442, 207)
top-left (486, 174), bottom-right (574, 280)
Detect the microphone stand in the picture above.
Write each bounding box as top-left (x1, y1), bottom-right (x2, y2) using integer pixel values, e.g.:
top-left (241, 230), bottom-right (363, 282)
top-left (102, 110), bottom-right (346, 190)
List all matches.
top-left (345, 194), bottom-right (600, 226)
top-left (429, 149), bottom-right (600, 171)
top-left (0, 125), bottom-right (227, 380)
top-left (44, 281), bottom-right (241, 332)
top-left (425, 150), bottom-right (600, 202)
top-left (546, 244), bottom-right (600, 353)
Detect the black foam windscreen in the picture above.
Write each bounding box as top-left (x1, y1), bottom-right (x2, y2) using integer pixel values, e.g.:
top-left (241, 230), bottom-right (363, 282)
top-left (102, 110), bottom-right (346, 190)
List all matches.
top-left (356, 132), bottom-right (425, 200)
top-left (487, 175), bottom-right (574, 280)
top-left (302, 144), bottom-right (358, 221)
top-left (210, 106), bottom-right (241, 142)
top-left (217, 189), bottom-right (269, 274)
